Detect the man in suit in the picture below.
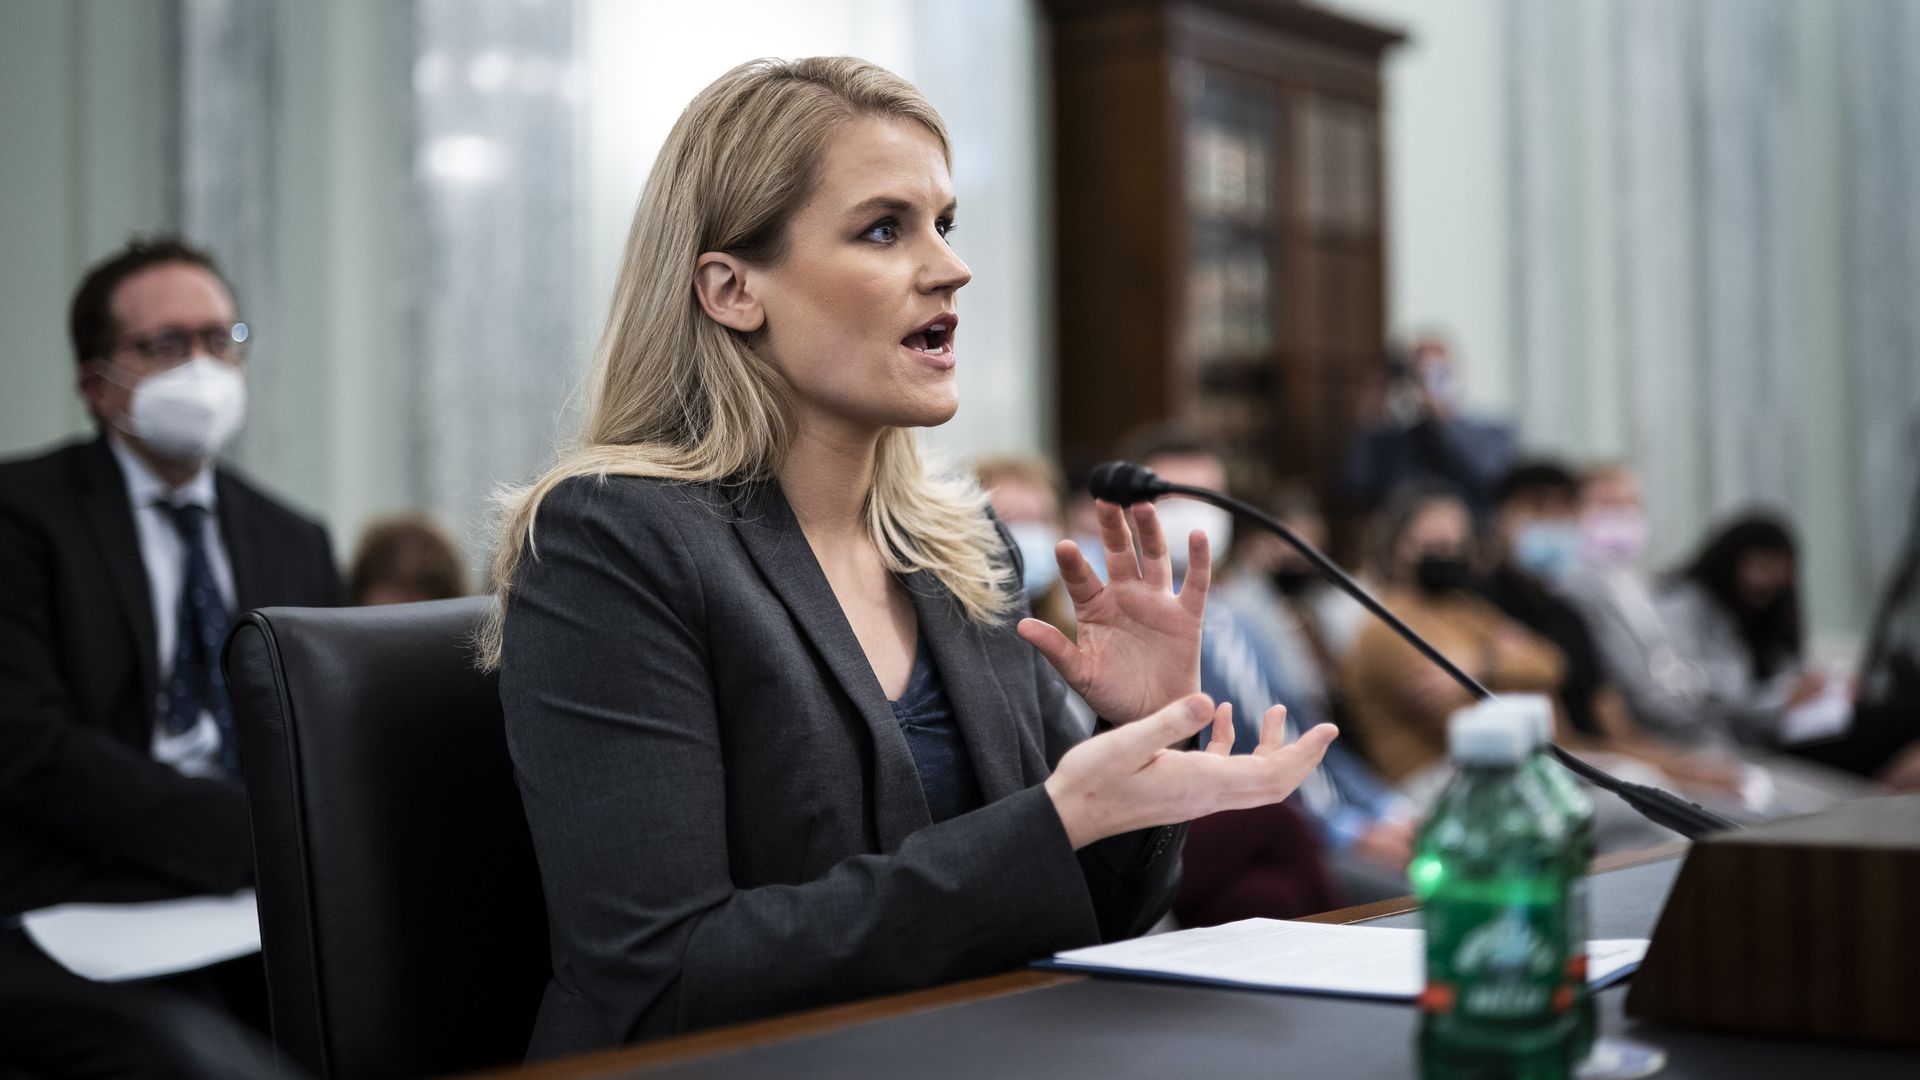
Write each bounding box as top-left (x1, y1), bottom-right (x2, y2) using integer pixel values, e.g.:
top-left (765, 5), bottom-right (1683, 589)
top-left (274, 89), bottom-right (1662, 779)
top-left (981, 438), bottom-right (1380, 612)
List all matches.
top-left (0, 237), bottom-right (340, 1039)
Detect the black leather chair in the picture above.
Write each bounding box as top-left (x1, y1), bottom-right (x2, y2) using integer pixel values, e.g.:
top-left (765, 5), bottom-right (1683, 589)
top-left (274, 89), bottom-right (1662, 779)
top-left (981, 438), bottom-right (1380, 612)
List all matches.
top-left (223, 598), bottom-right (548, 1079)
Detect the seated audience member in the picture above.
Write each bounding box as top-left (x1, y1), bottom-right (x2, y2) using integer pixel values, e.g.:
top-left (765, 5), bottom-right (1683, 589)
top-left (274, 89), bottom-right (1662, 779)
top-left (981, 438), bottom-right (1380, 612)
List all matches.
top-left (1803, 477), bottom-right (1920, 785)
top-left (1218, 484), bottom-right (1368, 727)
top-left (1342, 484), bottom-right (1565, 786)
top-left (0, 237), bottom-right (341, 1040)
top-left (1126, 430), bottom-right (1410, 908)
top-left (1346, 335), bottom-right (1516, 520)
top-left (978, 454), bottom-right (1097, 735)
top-left (1479, 462), bottom-right (1740, 796)
top-left (490, 59), bottom-right (1336, 1055)
top-left (975, 455), bottom-right (1074, 637)
top-left (347, 513), bottom-right (469, 605)
top-left (1656, 514), bottom-right (1824, 745)
top-left (1173, 802), bottom-right (1340, 928)
top-left (1562, 467), bottom-right (1876, 814)
top-left (1559, 464), bottom-right (1728, 747)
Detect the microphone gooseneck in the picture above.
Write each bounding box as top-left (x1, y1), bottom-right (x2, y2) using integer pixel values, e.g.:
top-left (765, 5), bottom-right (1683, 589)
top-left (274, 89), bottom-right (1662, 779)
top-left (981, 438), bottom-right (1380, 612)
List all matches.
top-left (1090, 460), bottom-right (1737, 839)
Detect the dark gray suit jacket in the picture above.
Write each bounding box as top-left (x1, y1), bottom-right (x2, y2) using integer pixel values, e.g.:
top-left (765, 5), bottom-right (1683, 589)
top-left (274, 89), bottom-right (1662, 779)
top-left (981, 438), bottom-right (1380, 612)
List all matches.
top-left (500, 475), bottom-right (1183, 1055)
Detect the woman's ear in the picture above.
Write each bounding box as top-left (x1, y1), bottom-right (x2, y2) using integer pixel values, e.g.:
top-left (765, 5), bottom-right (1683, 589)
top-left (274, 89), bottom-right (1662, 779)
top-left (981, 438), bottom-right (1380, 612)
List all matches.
top-left (693, 252), bottom-right (765, 334)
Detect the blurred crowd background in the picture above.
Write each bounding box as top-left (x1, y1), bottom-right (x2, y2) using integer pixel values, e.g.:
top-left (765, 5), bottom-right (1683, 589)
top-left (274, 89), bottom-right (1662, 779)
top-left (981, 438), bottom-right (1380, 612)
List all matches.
top-left (0, 6), bottom-right (1912, 737)
top-left (4, 1), bottom-right (1917, 660)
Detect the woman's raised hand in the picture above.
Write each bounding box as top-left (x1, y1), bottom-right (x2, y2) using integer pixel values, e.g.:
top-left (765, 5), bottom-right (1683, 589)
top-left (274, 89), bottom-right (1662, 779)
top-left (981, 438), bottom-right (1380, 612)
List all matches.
top-left (1043, 693), bottom-right (1339, 849)
top-left (1018, 500), bottom-right (1207, 725)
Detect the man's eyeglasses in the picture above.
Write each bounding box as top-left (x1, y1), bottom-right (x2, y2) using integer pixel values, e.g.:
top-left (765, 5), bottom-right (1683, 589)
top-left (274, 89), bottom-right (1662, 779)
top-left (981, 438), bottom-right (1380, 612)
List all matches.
top-left (109, 322), bottom-right (251, 366)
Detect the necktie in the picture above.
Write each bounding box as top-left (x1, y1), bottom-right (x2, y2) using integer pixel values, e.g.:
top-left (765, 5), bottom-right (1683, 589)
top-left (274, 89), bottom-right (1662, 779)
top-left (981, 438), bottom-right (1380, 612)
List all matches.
top-left (157, 502), bottom-right (238, 777)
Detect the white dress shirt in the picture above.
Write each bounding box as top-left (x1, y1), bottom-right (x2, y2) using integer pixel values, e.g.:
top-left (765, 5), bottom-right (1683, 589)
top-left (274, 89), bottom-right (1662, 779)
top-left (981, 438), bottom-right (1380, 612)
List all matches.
top-left (107, 434), bottom-right (238, 779)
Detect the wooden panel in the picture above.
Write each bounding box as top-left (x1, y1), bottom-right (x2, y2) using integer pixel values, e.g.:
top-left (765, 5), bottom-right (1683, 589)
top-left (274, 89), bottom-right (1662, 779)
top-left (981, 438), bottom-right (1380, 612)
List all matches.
top-left (1625, 794), bottom-right (1920, 1046)
top-left (1049, 0), bottom-right (1400, 520)
top-left (1051, 11), bottom-right (1181, 462)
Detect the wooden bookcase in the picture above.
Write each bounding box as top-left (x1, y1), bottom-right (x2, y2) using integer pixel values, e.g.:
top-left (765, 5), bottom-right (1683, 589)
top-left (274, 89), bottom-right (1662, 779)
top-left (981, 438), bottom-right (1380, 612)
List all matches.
top-left (1046, 0), bottom-right (1402, 530)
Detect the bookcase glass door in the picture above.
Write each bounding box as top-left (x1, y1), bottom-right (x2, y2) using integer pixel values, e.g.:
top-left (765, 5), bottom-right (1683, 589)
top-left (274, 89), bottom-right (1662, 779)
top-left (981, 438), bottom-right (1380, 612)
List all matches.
top-left (1181, 61), bottom-right (1282, 496)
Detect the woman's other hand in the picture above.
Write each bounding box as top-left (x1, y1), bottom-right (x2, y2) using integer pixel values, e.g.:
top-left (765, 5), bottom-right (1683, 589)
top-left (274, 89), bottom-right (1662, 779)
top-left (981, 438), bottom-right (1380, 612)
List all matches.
top-left (1018, 500), bottom-right (1207, 724)
top-left (1043, 694), bottom-right (1339, 849)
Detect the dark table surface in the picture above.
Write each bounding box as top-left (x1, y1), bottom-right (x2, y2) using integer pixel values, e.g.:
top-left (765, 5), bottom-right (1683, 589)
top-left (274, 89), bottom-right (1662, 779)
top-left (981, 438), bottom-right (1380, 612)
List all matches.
top-left (608, 857), bottom-right (1919, 1079)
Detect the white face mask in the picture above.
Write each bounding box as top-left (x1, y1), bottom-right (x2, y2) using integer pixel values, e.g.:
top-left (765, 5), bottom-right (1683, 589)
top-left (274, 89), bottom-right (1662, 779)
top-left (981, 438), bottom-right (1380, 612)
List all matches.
top-left (1007, 521), bottom-right (1063, 599)
top-left (1154, 499), bottom-right (1233, 574)
top-left (114, 356), bottom-right (248, 464)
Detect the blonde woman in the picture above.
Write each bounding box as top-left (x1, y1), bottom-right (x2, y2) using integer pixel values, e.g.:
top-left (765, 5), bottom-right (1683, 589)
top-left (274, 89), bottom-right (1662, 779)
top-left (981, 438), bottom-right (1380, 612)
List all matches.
top-left (487, 57), bottom-right (1336, 1056)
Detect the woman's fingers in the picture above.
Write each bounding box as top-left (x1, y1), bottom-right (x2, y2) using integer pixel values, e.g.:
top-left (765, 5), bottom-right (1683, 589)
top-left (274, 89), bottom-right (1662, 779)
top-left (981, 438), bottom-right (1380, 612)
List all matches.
top-left (1219, 722), bottom-right (1338, 806)
top-left (1119, 692), bottom-right (1216, 757)
top-left (1206, 701), bottom-right (1235, 756)
top-left (1052, 539), bottom-right (1105, 606)
top-left (1095, 500), bottom-right (1141, 582)
top-left (1256, 704), bottom-right (1290, 753)
top-left (1131, 503), bottom-right (1172, 588)
top-left (1017, 618), bottom-right (1091, 695)
top-left (1267, 722), bottom-right (1339, 787)
top-left (1178, 526), bottom-right (1212, 614)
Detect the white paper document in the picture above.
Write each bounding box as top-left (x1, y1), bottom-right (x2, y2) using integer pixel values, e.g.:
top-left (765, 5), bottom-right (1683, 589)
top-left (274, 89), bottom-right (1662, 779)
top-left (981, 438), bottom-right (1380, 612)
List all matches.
top-left (1043, 919), bottom-right (1648, 1000)
top-left (19, 889), bottom-right (260, 982)
top-left (1779, 674), bottom-right (1854, 745)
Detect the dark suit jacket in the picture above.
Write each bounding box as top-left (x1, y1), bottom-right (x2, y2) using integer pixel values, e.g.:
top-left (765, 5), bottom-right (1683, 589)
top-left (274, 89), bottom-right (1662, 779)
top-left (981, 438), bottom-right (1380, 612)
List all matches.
top-left (0, 437), bottom-right (341, 915)
top-left (501, 476), bottom-right (1183, 1055)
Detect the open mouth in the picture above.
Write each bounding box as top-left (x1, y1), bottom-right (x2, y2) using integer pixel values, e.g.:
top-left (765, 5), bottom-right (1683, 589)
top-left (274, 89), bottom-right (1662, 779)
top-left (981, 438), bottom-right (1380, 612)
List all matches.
top-left (901, 313), bottom-right (958, 356)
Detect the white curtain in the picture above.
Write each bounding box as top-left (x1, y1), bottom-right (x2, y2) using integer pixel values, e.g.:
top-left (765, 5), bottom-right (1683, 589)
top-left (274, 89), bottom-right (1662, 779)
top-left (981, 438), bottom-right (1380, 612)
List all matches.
top-left (404, 0), bottom-right (582, 565)
top-left (1504, 0), bottom-right (1920, 639)
top-left (1846, 0), bottom-right (1920, 595)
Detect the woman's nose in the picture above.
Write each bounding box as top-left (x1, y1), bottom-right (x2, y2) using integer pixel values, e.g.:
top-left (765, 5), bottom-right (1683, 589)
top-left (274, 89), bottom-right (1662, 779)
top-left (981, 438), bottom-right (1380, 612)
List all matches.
top-left (922, 240), bottom-right (971, 293)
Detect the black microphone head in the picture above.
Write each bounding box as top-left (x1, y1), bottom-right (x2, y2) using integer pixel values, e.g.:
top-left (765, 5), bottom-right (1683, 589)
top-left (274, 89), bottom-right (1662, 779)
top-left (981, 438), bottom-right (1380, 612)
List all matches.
top-left (1087, 461), bottom-right (1171, 505)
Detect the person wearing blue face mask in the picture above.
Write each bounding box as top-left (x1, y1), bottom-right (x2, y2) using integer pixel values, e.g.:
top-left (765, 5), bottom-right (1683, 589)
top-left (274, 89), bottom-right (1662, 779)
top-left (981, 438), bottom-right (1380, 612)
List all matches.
top-left (976, 455), bottom-right (1077, 641)
top-left (1476, 462), bottom-right (1612, 740)
top-left (1477, 461), bottom-right (1744, 809)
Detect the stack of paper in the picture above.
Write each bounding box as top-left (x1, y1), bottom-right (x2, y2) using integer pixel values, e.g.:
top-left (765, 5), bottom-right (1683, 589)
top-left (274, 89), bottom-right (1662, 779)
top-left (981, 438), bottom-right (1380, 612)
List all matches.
top-left (20, 890), bottom-right (260, 982)
top-left (1040, 919), bottom-right (1647, 1000)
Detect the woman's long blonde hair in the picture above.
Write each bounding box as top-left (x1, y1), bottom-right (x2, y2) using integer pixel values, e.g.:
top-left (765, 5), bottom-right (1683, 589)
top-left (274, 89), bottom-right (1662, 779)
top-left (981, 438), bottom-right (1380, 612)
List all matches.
top-left (476, 57), bottom-right (1010, 668)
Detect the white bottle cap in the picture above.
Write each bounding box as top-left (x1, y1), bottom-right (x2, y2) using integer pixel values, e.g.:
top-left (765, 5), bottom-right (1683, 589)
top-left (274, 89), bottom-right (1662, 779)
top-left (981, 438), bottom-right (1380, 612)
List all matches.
top-left (1447, 699), bottom-right (1535, 764)
top-left (1481, 694), bottom-right (1555, 749)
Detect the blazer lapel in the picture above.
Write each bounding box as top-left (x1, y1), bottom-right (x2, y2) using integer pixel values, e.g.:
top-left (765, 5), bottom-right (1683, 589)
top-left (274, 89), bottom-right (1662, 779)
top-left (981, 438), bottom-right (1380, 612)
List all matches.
top-left (907, 574), bottom-right (1027, 804)
top-left (728, 482), bottom-right (932, 851)
top-left (213, 471), bottom-right (269, 612)
top-left (72, 440), bottom-right (160, 717)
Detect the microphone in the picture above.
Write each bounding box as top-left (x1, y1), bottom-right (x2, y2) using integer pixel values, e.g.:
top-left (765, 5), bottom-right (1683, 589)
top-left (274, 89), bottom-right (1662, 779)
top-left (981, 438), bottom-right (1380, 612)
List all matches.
top-left (1089, 460), bottom-right (1737, 839)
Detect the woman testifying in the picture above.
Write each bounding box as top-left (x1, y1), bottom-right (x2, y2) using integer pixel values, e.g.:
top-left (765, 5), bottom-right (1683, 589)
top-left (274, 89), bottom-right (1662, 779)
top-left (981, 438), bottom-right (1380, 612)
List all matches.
top-left (484, 57), bottom-right (1337, 1056)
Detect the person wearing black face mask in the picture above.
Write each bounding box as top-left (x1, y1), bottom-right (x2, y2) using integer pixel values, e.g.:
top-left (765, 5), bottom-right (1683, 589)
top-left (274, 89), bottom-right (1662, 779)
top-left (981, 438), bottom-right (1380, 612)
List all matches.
top-left (1414, 552), bottom-right (1474, 594)
top-left (1340, 485), bottom-right (1566, 787)
top-left (1215, 488), bottom-right (1367, 735)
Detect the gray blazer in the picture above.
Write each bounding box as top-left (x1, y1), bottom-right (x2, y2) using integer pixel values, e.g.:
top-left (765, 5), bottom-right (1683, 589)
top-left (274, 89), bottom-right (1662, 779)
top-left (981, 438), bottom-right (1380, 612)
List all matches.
top-left (500, 475), bottom-right (1182, 1056)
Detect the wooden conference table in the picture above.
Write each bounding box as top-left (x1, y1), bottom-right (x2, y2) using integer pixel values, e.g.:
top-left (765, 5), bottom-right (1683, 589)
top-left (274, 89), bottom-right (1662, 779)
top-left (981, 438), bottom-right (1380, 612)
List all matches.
top-left (484, 844), bottom-right (1919, 1079)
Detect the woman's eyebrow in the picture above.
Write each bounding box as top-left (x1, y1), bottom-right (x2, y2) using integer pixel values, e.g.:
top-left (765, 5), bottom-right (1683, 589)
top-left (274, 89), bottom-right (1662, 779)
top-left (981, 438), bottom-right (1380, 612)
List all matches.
top-left (844, 195), bottom-right (959, 219)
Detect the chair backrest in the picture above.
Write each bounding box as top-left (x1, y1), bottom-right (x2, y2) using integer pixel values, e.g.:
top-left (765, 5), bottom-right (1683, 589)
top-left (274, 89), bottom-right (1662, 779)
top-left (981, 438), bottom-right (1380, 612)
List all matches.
top-left (224, 598), bottom-right (548, 1079)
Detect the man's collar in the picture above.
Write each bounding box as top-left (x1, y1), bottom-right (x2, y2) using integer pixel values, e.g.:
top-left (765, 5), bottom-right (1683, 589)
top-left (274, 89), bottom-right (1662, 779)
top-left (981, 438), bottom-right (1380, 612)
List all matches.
top-left (106, 430), bottom-right (217, 511)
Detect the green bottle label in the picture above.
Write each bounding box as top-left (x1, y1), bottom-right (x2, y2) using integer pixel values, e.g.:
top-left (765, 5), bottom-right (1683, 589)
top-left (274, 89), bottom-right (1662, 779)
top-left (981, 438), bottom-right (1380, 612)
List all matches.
top-left (1423, 901), bottom-right (1574, 1020)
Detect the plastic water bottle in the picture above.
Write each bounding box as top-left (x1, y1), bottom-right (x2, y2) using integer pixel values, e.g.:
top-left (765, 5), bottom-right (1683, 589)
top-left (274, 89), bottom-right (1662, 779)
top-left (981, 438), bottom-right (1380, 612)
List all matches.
top-left (1412, 700), bottom-right (1578, 1080)
top-left (1512, 695), bottom-right (1597, 1068)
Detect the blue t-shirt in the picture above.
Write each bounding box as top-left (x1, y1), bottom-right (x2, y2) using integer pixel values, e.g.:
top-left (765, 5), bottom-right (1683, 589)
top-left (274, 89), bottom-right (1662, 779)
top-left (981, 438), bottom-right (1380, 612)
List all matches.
top-left (887, 641), bottom-right (983, 824)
